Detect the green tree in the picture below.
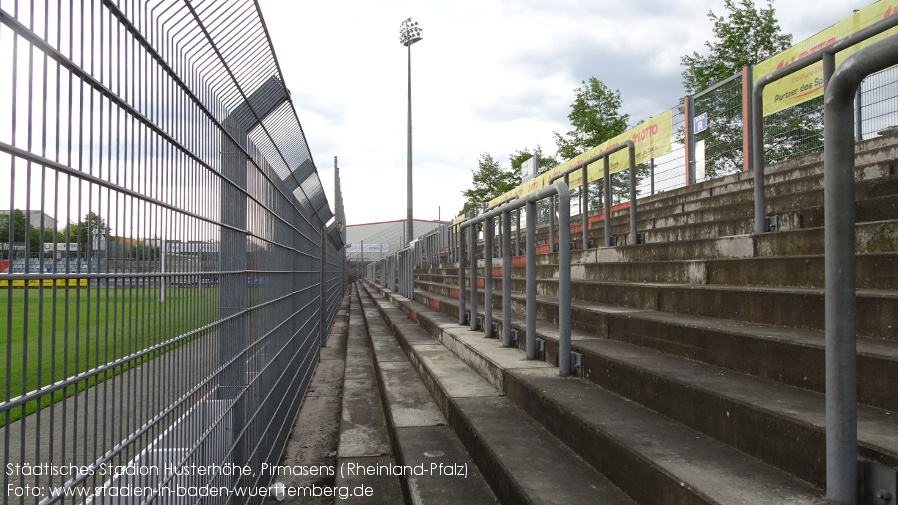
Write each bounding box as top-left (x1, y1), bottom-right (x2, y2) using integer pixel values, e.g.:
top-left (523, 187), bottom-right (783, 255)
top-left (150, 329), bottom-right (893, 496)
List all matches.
top-left (554, 78), bottom-right (629, 161)
top-left (681, 0), bottom-right (821, 178)
top-left (681, 0), bottom-right (791, 94)
top-left (0, 209), bottom-right (47, 257)
top-left (509, 146), bottom-right (558, 178)
top-left (553, 77), bottom-right (632, 209)
top-left (460, 153), bottom-right (520, 217)
top-left (63, 212), bottom-right (111, 250)
top-left (509, 146), bottom-right (559, 222)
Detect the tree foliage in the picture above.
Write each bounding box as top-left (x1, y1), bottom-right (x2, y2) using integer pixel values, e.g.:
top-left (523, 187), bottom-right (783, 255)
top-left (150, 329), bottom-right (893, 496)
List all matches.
top-left (509, 145), bottom-right (558, 178)
top-left (680, 0), bottom-right (820, 179)
top-left (554, 78), bottom-right (629, 162)
top-left (62, 211), bottom-right (110, 247)
top-left (460, 153), bottom-right (520, 217)
top-left (1, 209), bottom-right (60, 256)
top-left (681, 0), bottom-right (791, 94)
top-left (553, 77), bottom-right (635, 209)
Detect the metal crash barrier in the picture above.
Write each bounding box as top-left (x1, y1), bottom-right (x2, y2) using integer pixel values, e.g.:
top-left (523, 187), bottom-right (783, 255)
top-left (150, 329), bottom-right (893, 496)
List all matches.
top-left (458, 182), bottom-right (573, 376)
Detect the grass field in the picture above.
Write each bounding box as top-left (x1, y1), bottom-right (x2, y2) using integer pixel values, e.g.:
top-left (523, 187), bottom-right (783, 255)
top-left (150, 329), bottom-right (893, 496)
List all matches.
top-left (1, 285), bottom-right (218, 425)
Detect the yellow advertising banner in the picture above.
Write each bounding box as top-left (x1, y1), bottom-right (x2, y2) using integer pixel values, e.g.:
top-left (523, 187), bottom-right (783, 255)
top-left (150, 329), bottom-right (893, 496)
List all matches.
top-left (754, 1), bottom-right (898, 116)
top-left (0, 278), bottom-right (88, 287)
top-left (486, 108), bottom-right (673, 208)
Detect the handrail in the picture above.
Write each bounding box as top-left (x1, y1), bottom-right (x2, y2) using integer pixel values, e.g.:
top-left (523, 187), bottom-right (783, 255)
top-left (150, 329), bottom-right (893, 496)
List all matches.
top-left (549, 140), bottom-right (638, 248)
top-left (822, 32), bottom-right (898, 505)
top-left (458, 182), bottom-right (573, 376)
top-left (750, 13), bottom-right (898, 234)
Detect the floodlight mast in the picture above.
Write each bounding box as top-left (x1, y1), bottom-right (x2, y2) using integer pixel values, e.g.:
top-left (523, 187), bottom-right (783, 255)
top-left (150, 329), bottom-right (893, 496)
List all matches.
top-left (399, 17), bottom-right (422, 245)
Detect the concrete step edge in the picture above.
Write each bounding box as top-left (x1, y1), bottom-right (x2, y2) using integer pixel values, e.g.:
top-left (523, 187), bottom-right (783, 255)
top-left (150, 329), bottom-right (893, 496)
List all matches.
top-left (367, 282), bottom-right (824, 504)
top-left (409, 286), bottom-right (898, 412)
top-left (358, 282), bottom-right (634, 504)
top-left (354, 284), bottom-right (498, 505)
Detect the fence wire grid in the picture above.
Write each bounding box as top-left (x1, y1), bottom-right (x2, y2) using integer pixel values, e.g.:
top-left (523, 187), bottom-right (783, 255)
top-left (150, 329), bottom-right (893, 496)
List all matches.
top-left (0, 0), bottom-right (345, 503)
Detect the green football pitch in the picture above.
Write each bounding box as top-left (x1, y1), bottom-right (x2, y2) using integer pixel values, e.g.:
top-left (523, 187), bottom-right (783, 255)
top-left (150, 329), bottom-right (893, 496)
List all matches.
top-left (0, 285), bottom-right (218, 425)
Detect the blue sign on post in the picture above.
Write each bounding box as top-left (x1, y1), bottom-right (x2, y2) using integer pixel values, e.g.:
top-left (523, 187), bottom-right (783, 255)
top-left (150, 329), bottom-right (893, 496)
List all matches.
top-left (694, 112), bottom-right (708, 134)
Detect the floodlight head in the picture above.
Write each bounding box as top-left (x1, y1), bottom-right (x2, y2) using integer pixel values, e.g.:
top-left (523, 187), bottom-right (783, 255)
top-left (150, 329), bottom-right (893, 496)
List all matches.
top-left (399, 17), bottom-right (423, 47)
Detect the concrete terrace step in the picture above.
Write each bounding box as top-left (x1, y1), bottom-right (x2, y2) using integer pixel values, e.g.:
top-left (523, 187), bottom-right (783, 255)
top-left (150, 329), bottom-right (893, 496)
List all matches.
top-left (416, 275), bottom-right (898, 341)
top-left (626, 159), bottom-right (895, 218)
top-left (409, 285), bottom-right (898, 413)
top-left (623, 131), bottom-right (898, 214)
top-left (366, 281), bottom-right (826, 505)
top-left (336, 285), bottom-right (403, 503)
top-left (353, 283), bottom-right (497, 504)
top-left (524, 158), bottom-right (896, 245)
top-left (484, 176), bottom-right (898, 254)
top-left (620, 188), bottom-right (898, 237)
top-left (418, 252), bottom-right (898, 290)
top-left (582, 201), bottom-right (898, 246)
top-left (355, 283), bottom-right (635, 505)
top-left (523, 219), bottom-right (898, 261)
top-left (276, 292), bottom-right (350, 502)
top-left (501, 277), bottom-right (897, 340)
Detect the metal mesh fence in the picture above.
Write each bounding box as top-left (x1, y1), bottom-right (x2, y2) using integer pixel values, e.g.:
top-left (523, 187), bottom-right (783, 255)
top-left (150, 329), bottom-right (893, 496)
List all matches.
top-left (0, 1), bottom-right (345, 503)
top-left (764, 95), bottom-right (825, 166)
top-left (638, 103), bottom-right (685, 197)
top-left (859, 65), bottom-right (898, 139)
top-left (693, 72), bottom-right (745, 182)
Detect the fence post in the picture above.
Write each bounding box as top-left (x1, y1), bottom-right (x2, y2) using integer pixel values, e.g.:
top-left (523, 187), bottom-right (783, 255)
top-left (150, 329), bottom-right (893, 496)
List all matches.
top-left (628, 145), bottom-right (637, 245)
top-left (684, 95), bottom-right (696, 186)
top-left (742, 66), bottom-right (754, 172)
top-left (320, 227), bottom-right (326, 348)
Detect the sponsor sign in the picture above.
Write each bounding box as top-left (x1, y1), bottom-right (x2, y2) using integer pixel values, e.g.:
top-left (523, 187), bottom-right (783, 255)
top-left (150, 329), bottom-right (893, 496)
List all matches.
top-left (346, 243), bottom-right (389, 254)
top-left (487, 108), bottom-right (674, 207)
top-left (754, 1), bottom-right (898, 116)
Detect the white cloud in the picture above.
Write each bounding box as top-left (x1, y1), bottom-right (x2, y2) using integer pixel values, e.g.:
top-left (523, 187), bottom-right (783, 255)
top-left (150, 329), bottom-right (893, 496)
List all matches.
top-left (259, 0), bottom-right (864, 225)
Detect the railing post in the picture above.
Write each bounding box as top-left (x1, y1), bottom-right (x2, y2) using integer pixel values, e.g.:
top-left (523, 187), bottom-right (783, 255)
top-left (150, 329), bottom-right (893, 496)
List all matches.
top-left (469, 223), bottom-right (478, 330)
top-left (824, 48), bottom-right (858, 505)
top-left (557, 185), bottom-right (572, 376)
top-left (628, 145), bottom-right (638, 245)
top-left (822, 33), bottom-right (898, 505)
top-left (603, 155), bottom-right (612, 247)
top-left (751, 81), bottom-right (767, 234)
top-left (484, 217), bottom-right (494, 337)
top-left (684, 95), bottom-right (695, 186)
top-left (581, 163), bottom-right (589, 249)
top-left (502, 210), bottom-right (513, 347)
top-left (742, 66), bottom-right (753, 173)
top-left (549, 193), bottom-right (556, 252)
top-left (458, 224), bottom-right (467, 325)
top-left (525, 199), bottom-right (537, 359)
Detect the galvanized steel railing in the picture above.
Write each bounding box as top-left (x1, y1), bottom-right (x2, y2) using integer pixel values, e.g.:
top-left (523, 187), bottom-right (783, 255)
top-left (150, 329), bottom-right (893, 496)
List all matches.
top-left (0, 1), bottom-right (345, 502)
top-left (548, 141), bottom-right (638, 249)
top-left (822, 32), bottom-right (898, 505)
top-left (750, 13), bottom-right (898, 234)
top-left (458, 183), bottom-right (573, 376)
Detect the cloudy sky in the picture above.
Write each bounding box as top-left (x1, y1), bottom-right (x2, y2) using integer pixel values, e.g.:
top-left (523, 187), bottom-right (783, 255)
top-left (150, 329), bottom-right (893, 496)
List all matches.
top-left (259, 0), bottom-right (866, 227)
